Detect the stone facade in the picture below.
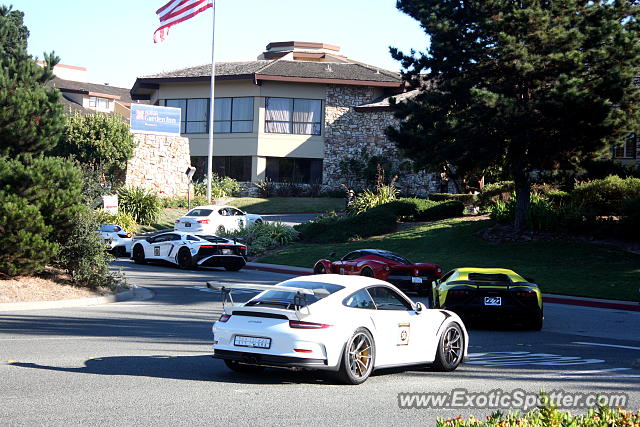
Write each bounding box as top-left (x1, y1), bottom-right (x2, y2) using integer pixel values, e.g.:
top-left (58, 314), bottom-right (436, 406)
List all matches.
top-left (125, 132), bottom-right (192, 197)
top-left (323, 85), bottom-right (442, 197)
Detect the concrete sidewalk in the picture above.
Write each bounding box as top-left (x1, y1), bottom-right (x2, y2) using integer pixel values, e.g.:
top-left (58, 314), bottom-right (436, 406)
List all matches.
top-left (0, 286), bottom-right (154, 312)
top-left (245, 262), bottom-right (640, 312)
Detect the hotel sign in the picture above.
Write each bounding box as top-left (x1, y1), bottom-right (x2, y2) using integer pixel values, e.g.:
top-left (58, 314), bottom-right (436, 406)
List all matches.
top-left (130, 104), bottom-right (181, 135)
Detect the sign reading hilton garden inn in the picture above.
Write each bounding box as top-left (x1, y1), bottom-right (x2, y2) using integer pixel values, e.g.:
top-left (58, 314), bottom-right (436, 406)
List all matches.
top-left (130, 104), bottom-right (181, 135)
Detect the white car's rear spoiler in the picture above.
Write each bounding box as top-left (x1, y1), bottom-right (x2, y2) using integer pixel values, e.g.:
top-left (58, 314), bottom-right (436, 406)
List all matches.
top-left (206, 281), bottom-right (330, 315)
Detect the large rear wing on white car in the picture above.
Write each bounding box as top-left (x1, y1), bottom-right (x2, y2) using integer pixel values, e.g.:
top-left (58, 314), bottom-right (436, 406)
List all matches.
top-left (206, 281), bottom-right (330, 313)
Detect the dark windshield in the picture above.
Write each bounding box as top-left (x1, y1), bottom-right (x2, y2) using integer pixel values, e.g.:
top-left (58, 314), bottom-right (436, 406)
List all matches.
top-left (186, 209), bottom-right (213, 217)
top-left (197, 235), bottom-right (230, 243)
top-left (369, 250), bottom-right (412, 265)
top-left (246, 281), bottom-right (344, 309)
top-left (100, 225), bottom-right (121, 232)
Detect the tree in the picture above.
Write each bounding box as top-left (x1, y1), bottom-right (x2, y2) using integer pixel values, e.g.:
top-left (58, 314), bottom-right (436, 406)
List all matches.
top-left (0, 5), bottom-right (64, 157)
top-left (388, 0), bottom-right (640, 230)
top-left (52, 112), bottom-right (135, 187)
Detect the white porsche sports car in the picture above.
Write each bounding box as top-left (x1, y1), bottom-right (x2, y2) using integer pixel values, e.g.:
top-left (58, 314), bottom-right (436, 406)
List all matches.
top-left (131, 231), bottom-right (247, 270)
top-left (209, 274), bottom-right (468, 384)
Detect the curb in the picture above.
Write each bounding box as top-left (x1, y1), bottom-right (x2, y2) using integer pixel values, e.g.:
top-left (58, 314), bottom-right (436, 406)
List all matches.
top-left (0, 286), bottom-right (155, 312)
top-left (246, 262), bottom-right (640, 312)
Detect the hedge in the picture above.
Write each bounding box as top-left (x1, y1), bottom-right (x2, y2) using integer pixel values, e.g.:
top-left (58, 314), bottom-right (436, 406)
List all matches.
top-left (295, 199), bottom-right (464, 243)
top-left (429, 193), bottom-right (477, 205)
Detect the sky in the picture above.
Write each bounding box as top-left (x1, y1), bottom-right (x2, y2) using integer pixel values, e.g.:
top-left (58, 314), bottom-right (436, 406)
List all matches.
top-left (13, 0), bottom-right (429, 89)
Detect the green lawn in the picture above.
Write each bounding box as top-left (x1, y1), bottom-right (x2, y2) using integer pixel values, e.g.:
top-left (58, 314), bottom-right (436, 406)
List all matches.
top-left (258, 218), bottom-right (640, 301)
top-left (229, 197), bottom-right (344, 214)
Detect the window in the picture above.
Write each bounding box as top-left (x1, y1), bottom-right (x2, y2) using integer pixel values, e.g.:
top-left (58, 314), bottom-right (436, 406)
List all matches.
top-left (341, 251), bottom-right (362, 261)
top-left (164, 97), bottom-right (253, 134)
top-left (89, 96), bottom-right (109, 110)
top-left (214, 97), bottom-right (253, 133)
top-left (614, 134), bottom-right (637, 159)
top-left (265, 157), bottom-right (323, 184)
top-left (265, 97), bottom-right (322, 135)
top-left (367, 287), bottom-right (413, 311)
top-left (344, 289), bottom-right (376, 309)
top-left (246, 281), bottom-right (344, 309)
top-left (165, 98), bottom-right (208, 134)
top-left (214, 156), bottom-right (252, 181)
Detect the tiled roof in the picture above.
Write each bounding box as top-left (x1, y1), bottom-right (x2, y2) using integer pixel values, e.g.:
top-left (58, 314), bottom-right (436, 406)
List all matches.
top-left (257, 61), bottom-right (400, 83)
top-left (137, 60), bottom-right (400, 84)
top-left (47, 77), bottom-right (139, 104)
top-left (142, 61), bottom-right (272, 79)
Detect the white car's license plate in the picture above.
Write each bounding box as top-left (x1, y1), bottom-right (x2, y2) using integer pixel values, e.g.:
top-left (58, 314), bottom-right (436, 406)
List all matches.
top-left (484, 296), bottom-right (502, 306)
top-left (221, 248), bottom-right (233, 255)
top-left (185, 222), bottom-right (191, 227)
top-left (234, 335), bottom-right (271, 349)
top-left (411, 277), bottom-right (422, 284)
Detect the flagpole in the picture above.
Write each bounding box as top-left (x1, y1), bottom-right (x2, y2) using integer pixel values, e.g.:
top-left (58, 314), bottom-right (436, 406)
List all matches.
top-left (206, 0), bottom-right (217, 203)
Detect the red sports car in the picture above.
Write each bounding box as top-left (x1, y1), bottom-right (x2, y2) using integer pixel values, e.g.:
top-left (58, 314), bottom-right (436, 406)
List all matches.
top-left (313, 249), bottom-right (442, 297)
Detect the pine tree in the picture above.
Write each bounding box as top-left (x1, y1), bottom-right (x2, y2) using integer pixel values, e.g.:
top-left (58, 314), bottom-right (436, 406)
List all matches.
top-left (388, 0), bottom-right (640, 230)
top-left (0, 5), bottom-right (64, 157)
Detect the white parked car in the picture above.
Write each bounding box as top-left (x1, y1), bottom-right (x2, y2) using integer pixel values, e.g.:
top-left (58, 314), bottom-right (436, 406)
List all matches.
top-left (131, 231), bottom-right (248, 270)
top-left (174, 205), bottom-right (263, 235)
top-left (209, 274), bottom-right (468, 384)
top-left (99, 224), bottom-right (133, 257)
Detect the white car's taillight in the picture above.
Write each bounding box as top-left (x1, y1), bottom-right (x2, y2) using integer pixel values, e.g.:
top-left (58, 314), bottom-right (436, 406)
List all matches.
top-left (218, 314), bottom-right (231, 322)
top-left (288, 320), bottom-right (331, 329)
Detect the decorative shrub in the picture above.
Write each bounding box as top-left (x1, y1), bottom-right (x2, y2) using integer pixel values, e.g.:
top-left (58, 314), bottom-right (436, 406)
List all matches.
top-left (255, 180), bottom-right (276, 198)
top-left (490, 193), bottom-right (563, 231)
top-left (223, 222), bottom-right (299, 256)
top-left (193, 174), bottom-right (241, 198)
top-left (477, 181), bottom-right (515, 209)
top-left (570, 175), bottom-right (640, 216)
top-left (296, 199), bottom-right (463, 243)
top-left (117, 186), bottom-right (161, 225)
top-left (429, 193), bottom-right (477, 206)
top-left (0, 155), bottom-right (84, 243)
top-left (347, 184), bottom-right (399, 216)
top-left (161, 196), bottom-right (208, 209)
top-left (56, 209), bottom-right (124, 289)
top-left (96, 211), bottom-right (138, 234)
top-left (0, 192), bottom-right (58, 276)
top-left (437, 397), bottom-right (639, 426)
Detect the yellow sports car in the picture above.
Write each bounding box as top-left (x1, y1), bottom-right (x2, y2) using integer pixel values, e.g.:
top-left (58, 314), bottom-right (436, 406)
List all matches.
top-left (432, 268), bottom-right (543, 330)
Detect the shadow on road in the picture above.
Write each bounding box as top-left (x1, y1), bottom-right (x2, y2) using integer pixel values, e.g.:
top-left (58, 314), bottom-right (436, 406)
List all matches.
top-left (8, 355), bottom-right (335, 385)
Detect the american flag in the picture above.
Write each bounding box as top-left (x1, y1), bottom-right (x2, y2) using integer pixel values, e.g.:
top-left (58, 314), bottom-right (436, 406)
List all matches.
top-left (154, 0), bottom-right (213, 43)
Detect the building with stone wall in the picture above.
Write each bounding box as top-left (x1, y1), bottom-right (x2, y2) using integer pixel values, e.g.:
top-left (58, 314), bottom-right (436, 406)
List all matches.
top-left (130, 41), bottom-right (444, 196)
top-left (125, 132), bottom-right (192, 198)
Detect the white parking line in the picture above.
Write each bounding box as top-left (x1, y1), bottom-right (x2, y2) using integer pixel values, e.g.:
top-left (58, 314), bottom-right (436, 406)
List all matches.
top-left (557, 368), bottom-right (631, 375)
top-left (572, 342), bottom-right (640, 351)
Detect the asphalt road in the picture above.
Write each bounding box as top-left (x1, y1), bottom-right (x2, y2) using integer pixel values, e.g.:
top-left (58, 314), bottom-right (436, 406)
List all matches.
top-left (1, 260), bottom-right (639, 426)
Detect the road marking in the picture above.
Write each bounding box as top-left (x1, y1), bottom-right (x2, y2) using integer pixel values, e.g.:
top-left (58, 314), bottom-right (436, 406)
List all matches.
top-left (572, 341), bottom-right (640, 351)
top-left (557, 368), bottom-right (631, 375)
top-left (467, 351), bottom-right (604, 366)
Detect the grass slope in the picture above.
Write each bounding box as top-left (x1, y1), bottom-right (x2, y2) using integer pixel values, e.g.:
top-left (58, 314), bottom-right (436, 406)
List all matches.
top-left (259, 218), bottom-right (640, 301)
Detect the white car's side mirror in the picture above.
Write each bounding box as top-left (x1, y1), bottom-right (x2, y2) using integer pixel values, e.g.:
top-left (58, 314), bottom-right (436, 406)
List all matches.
top-left (415, 302), bottom-right (424, 313)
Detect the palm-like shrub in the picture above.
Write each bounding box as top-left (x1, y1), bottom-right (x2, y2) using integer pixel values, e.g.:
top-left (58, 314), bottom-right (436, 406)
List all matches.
top-left (117, 187), bottom-right (160, 225)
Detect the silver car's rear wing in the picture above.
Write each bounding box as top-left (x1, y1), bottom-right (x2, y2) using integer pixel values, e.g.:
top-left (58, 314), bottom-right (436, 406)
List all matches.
top-left (206, 281), bottom-right (330, 314)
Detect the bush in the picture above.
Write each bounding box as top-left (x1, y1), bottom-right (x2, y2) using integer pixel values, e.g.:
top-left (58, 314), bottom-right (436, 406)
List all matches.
top-left (347, 184), bottom-right (399, 216)
top-left (117, 186), bottom-right (161, 225)
top-left (295, 209), bottom-right (398, 243)
top-left (295, 199), bottom-right (463, 243)
top-left (429, 193), bottom-right (477, 205)
top-left (223, 222), bottom-right (299, 256)
top-left (0, 192), bottom-right (58, 276)
top-left (161, 196), bottom-right (208, 209)
top-left (193, 174), bottom-right (241, 198)
top-left (96, 211), bottom-right (138, 234)
top-left (570, 175), bottom-right (640, 216)
top-left (56, 209), bottom-right (123, 289)
top-left (0, 155), bottom-right (84, 243)
top-left (581, 158), bottom-right (640, 180)
top-left (621, 197), bottom-right (640, 240)
top-left (490, 193), bottom-right (562, 231)
top-left (437, 401), bottom-right (639, 426)
top-left (477, 181), bottom-right (515, 209)
top-left (255, 180), bottom-right (276, 198)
